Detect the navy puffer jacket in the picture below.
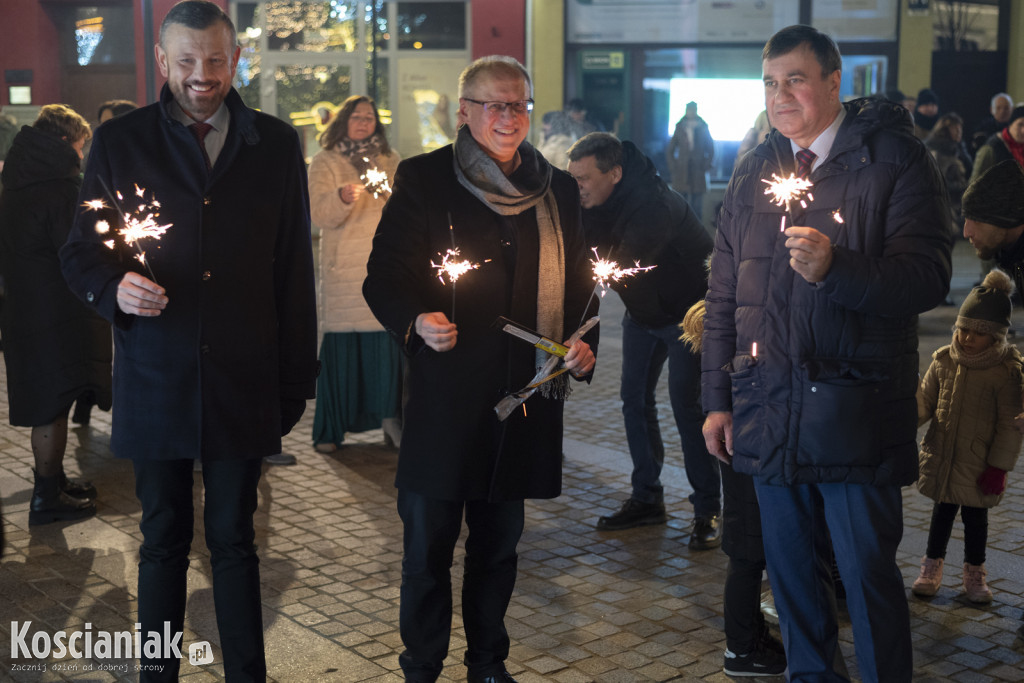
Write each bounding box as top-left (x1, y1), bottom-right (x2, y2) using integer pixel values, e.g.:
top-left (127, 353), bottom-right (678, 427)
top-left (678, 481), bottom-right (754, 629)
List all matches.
top-left (702, 97), bottom-right (952, 486)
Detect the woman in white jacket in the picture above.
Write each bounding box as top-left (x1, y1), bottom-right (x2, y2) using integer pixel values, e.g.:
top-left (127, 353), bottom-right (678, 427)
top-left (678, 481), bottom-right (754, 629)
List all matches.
top-left (309, 96), bottom-right (401, 452)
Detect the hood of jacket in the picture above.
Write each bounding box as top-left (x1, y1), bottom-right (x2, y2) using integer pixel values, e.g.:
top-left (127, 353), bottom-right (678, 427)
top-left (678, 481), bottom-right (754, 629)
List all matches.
top-left (0, 126), bottom-right (81, 191)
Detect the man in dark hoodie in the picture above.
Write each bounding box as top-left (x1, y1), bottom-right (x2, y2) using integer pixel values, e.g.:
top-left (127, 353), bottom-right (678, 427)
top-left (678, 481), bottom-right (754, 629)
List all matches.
top-left (702, 25), bottom-right (951, 682)
top-left (567, 132), bottom-right (722, 549)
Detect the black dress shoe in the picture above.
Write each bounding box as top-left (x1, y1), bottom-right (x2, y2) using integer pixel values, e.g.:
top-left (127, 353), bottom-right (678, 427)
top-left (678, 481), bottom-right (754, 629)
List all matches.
top-left (467, 671), bottom-right (517, 683)
top-left (596, 498), bottom-right (667, 531)
top-left (689, 513), bottom-right (722, 550)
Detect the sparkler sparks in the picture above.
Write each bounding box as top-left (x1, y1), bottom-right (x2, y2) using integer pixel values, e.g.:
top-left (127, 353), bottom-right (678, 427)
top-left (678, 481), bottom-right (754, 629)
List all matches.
top-left (360, 157), bottom-right (392, 199)
top-left (762, 173), bottom-right (814, 209)
top-left (84, 181), bottom-right (171, 280)
top-left (431, 248), bottom-right (481, 285)
top-left (832, 209), bottom-right (844, 223)
top-left (589, 247), bottom-right (656, 296)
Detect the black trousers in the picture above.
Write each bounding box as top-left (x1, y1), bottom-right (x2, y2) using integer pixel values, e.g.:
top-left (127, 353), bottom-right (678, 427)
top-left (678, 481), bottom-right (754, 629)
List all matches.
top-left (926, 501), bottom-right (988, 565)
top-left (133, 458), bottom-right (265, 682)
top-left (396, 489), bottom-right (525, 682)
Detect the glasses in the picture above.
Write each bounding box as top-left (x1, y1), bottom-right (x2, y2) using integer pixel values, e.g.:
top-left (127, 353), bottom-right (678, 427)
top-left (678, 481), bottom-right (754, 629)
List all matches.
top-left (462, 98), bottom-right (534, 116)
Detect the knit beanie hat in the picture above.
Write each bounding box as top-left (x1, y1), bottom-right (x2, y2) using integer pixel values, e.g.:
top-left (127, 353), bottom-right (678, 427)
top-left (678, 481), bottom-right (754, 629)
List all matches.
top-left (917, 88), bottom-right (939, 106)
top-left (962, 160), bottom-right (1024, 229)
top-left (957, 269), bottom-right (1014, 339)
top-left (1010, 105), bottom-right (1024, 127)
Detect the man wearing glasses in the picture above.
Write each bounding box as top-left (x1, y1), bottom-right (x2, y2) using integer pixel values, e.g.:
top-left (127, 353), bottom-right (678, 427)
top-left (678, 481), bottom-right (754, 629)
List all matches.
top-left (364, 56), bottom-right (598, 683)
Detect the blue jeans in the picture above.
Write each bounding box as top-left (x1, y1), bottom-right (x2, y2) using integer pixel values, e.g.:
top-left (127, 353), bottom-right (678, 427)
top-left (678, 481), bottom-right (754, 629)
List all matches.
top-left (755, 481), bottom-right (912, 683)
top-left (620, 312), bottom-right (720, 516)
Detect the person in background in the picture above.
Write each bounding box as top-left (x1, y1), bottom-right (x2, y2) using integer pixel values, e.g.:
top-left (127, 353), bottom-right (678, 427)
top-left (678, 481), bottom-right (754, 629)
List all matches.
top-left (736, 110), bottom-right (771, 164)
top-left (309, 95), bottom-right (402, 452)
top-left (969, 105), bottom-right (1024, 187)
top-left (702, 25), bottom-right (951, 682)
top-left (364, 55), bottom-right (597, 683)
top-left (60, 2), bottom-right (318, 679)
top-left (567, 132), bottom-right (722, 549)
top-left (913, 268), bottom-right (1023, 604)
top-left (925, 113), bottom-right (972, 233)
top-left (537, 110), bottom-right (576, 170)
top-left (565, 97), bottom-right (601, 139)
top-left (97, 99), bottom-right (138, 125)
top-left (666, 101), bottom-right (714, 220)
top-left (970, 92), bottom-right (1013, 156)
top-left (680, 299), bottom-right (786, 677)
top-left (913, 88), bottom-right (941, 139)
top-left (0, 104), bottom-right (109, 525)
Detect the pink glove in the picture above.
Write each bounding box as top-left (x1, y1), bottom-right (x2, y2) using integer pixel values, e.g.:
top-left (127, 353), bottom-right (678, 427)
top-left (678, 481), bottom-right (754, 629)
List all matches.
top-left (977, 466), bottom-right (1007, 496)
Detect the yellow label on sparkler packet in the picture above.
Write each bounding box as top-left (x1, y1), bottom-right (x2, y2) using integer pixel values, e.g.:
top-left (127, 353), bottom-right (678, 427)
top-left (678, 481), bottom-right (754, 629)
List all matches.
top-left (535, 337), bottom-right (569, 357)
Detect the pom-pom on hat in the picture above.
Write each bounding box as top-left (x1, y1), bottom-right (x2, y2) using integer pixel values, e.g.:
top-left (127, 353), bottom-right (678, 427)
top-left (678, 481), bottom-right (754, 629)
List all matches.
top-left (957, 268), bottom-right (1014, 339)
top-left (962, 160), bottom-right (1024, 229)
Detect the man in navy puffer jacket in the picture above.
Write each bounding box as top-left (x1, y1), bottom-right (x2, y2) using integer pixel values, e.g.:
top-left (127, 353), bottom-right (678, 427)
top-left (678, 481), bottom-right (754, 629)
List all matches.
top-left (702, 25), bottom-right (951, 682)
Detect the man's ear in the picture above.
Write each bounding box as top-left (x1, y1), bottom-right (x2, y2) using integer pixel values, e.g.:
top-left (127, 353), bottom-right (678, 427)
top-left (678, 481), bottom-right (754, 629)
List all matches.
top-left (611, 165), bottom-right (623, 185)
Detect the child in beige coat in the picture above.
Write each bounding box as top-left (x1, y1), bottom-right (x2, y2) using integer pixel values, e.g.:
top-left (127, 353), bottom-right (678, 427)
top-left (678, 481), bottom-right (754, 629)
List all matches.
top-left (914, 269), bottom-right (1024, 603)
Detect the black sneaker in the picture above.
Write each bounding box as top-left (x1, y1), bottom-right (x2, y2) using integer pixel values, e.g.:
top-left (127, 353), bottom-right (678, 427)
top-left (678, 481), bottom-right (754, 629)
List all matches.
top-left (596, 499), bottom-right (666, 531)
top-left (689, 514), bottom-right (722, 550)
top-left (723, 644), bottom-right (787, 677)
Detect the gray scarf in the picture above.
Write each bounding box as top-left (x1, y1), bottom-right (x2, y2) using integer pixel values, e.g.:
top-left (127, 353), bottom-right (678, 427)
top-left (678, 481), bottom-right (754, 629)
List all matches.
top-left (452, 125), bottom-right (567, 397)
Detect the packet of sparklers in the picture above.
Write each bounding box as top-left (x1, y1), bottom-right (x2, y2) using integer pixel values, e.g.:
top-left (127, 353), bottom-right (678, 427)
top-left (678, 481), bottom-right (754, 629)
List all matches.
top-left (493, 316), bottom-right (570, 357)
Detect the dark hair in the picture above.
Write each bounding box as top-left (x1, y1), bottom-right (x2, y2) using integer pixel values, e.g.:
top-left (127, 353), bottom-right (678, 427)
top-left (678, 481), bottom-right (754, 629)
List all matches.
top-left (762, 25), bottom-right (841, 78)
top-left (160, 0), bottom-right (236, 47)
top-left (34, 104), bottom-right (91, 144)
top-left (566, 98), bottom-right (586, 113)
top-left (98, 99), bottom-right (138, 121)
top-left (567, 132), bottom-right (621, 173)
top-left (926, 113), bottom-right (964, 144)
top-left (318, 95), bottom-right (392, 156)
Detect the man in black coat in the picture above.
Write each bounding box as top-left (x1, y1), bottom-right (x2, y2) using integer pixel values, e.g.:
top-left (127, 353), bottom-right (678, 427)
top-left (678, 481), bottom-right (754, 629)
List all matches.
top-left (60, 2), bottom-right (318, 680)
top-left (364, 56), bottom-right (596, 683)
top-left (567, 133), bottom-right (721, 548)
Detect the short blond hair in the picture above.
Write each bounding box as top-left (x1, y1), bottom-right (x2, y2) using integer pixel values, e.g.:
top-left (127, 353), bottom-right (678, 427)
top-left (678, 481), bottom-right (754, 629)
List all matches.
top-left (33, 104), bottom-right (91, 144)
top-left (458, 56), bottom-right (532, 99)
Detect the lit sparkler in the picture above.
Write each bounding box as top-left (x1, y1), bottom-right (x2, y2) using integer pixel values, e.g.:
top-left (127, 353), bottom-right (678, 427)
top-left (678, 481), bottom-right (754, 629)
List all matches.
top-left (360, 157), bottom-right (392, 199)
top-left (589, 247), bottom-right (657, 297)
top-left (431, 247), bottom-right (480, 285)
top-left (762, 173), bottom-right (815, 231)
top-left (832, 209), bottom-right (844, 224)
top-left (84, 179), bottom-right (171, 282)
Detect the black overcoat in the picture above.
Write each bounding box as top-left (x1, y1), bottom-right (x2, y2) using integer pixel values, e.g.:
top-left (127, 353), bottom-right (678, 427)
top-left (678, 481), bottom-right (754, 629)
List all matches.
top-left (60, 85), bottom-right (318, 460)
top-left (364, 144), bottom-right (598, 501)
top-left (0, 126), bottom-right (112, 426)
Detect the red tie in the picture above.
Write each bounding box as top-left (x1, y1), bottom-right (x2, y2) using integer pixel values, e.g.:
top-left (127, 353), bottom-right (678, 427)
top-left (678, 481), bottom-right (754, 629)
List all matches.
top-left (189, 122), bottom-right (213, 170)
top-left (795, 148), bottom-right (816, 179)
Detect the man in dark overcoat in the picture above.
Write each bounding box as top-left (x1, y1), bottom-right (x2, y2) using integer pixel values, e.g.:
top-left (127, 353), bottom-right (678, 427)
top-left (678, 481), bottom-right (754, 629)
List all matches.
top-left (701, 25), bottom-right (951, 682)
top-left (566, 132), bottom-right (722, 547)
top-left (60, 2), bottom-right (318, 680)
top-left (363, 56), bottom-right (597, 683)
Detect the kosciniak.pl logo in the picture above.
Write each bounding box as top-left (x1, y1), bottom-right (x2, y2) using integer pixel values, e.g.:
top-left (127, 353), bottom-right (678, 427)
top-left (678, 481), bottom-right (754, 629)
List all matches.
top-left (9, 621), bottom-right (212, 671)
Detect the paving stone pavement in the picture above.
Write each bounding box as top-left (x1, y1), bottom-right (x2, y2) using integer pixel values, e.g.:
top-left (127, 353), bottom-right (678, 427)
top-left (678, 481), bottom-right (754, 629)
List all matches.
top-left (2, 239), bottom-right (1024, 681)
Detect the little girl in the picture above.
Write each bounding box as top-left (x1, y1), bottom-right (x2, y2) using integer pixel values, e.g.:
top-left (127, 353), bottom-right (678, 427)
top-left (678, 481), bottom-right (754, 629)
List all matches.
top-left (914, 269), bottom-right (1024, 603)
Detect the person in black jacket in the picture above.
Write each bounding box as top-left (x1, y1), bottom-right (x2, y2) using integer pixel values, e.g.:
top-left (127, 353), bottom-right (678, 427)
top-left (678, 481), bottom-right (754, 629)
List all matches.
top-left (567, 132), bottom-right (721, 548)
top-left (0, 104), bottom-right (109, 525)
top-left (60, 2), bottom-right (318, 679)
top-left (364, 56), bottom-right (596, 683)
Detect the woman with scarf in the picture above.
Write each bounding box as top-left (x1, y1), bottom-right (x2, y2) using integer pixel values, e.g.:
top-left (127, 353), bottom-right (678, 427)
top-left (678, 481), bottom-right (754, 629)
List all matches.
top-left (364, 56), bottom-right (597, 683)
top-left (309, 95), bottom-right (402, 452)
top-left (969, 105), bottom-right (1024, 187)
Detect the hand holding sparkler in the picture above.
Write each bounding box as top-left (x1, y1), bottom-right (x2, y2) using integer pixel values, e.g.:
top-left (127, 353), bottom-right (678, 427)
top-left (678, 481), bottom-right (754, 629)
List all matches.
top-left (415, 311), bottom-right (457, 352)
top-left (116, 271), bottom-right (168, 317)
top-left (338, 183), bottom-right (365, 204)
top-left (784, 226), bottom-right (833, 283)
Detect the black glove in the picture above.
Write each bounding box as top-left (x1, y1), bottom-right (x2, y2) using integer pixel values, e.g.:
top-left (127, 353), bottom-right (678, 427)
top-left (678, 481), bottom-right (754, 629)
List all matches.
top-left (281, 398), bottom-right (306, 437)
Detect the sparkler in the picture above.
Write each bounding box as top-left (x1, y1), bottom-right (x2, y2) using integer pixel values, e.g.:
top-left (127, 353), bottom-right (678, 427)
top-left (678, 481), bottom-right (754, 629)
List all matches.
top-left (84, 178), bottom-right (171, 282)
top-left (589, 247), bottom-right (657, 297)
top-left (360, 157), bottom-right (392, 199)
top-left (430, 213), bottom-right (489, 323)
top-left (762, 173), bottom-right (815, 232)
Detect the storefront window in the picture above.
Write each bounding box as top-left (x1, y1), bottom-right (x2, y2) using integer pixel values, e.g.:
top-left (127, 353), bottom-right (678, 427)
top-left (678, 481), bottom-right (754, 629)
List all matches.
top-left (397, 2), bottom-right (465, 50)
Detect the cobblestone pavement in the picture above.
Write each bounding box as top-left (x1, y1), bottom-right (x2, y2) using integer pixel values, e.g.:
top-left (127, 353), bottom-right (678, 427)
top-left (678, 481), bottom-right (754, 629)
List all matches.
top-left (2, 240), bottom-right (1024, 681)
